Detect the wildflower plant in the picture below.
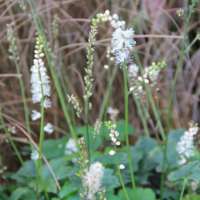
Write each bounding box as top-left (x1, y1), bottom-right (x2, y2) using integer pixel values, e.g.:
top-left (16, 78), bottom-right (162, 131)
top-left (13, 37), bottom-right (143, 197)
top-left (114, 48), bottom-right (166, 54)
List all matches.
top-left (3, 2), bottom-right (200, 200)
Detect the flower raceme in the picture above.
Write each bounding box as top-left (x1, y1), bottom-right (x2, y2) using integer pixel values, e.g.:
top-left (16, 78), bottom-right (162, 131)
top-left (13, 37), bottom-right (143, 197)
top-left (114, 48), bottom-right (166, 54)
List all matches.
top-left (30, 34), bottom-right (54, 135)
top-left (111, 27), bottom-right (135, 64)
top-left (82, 162), bottom-right (104, 200)
top-left (176, 123), bottom-right (199, 165)
top-left (30, 35), bottom-right (51, 108)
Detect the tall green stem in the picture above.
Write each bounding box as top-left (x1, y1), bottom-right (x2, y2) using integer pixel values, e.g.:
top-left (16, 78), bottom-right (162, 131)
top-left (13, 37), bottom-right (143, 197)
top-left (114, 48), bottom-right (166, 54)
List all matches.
top-left (117, 168), bottom-right (130, 200)
top-left (123, 66), bottom-right (135, 188)
top-left (15, 61), bottom-right (31, 133)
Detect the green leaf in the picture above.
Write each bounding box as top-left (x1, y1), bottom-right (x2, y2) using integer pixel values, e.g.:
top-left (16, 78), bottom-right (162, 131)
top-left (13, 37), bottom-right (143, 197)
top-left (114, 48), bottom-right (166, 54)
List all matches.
top-left (102, 168), bottom-right (120, 190)
top-left (106, 193), bottom-right (121, 200)
top-left (119, 187), bottom-right (156, 200)
top-left (98, 150), bottom-right (128, 166)
top-left (41, 157), bottom-right (74, 180)
top-left (43, 138), bottom-right (67, 159)
top-left (29, 176), bottom-right (57, 194)
top-left (168, 161), bottom-right (200, 182)
top-left (166, 129), bottom-right (185, 169)
top-left (10, 188), bottom-right (35, 200)
top-left (134, 137), bottom-right (162, 172)
top-left (11, 161), bottom-right (35, 183)
top-left (59, 183), bottom-right (78, 198)
top-left (183, 195), bottom-right (200, 200)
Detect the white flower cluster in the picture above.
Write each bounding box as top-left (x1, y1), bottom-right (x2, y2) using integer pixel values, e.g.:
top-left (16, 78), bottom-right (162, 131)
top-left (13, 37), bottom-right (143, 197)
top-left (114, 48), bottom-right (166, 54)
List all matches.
top-left (176, 123), bottom-right (198, 165)
top-left (67, 94), bottom-right (82, 118)
top-left (128, 61), bottom-right (166, 98)
top-left (105, 121), bottom-right (120, 156)
top-left (109, 14), bottom-right (136, 65)
top-left (143, 61), bottom-right (166, 85)
top-left (30, 35), bottom-right (51, 108)
top-left (109, 128), bottom-right (120, 147)
top-left (82, 162), bottom-right (104, 200)
top-left (93, 10), bottom-right (135, 65)
top-left (30, 34), bottom-right (54, 134)
top-left (111, 27), bottom-right (135, 64)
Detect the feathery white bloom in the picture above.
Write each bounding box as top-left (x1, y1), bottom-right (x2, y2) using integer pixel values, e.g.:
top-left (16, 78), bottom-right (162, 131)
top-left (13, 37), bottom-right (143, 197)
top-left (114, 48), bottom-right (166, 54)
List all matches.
top-left (111, 27), bottom-right (135, 64)
top-left (30, 35), bottom-right (51, 108)
top-left (65, 138), bottom-right (78, 155)
top-left (44, 123), bottom-right (54, 134)
top-left (82, 162), bottom-right (104, 200)
top-left (31, 149), bottom-right (39, 161)
top-left (31, 110), bottom-right (41, 121)
top-left (176, 124), bottom-right (198, 165)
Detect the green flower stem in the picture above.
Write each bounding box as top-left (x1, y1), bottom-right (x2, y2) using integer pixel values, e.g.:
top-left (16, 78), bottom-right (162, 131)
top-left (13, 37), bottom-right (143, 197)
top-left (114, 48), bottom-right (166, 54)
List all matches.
top-left (146, 86), bottom-right (166, 140)
top-left (123, 66), bottom-right (136, 188)
top-left (98, 66), bottom-right (118, 121)
top-left (117, 168), bottom-right (130, 200)
top-left (179, 178), bottom-right (188, 200)
top-left (134, 98), bottom-right (150, 137)
top-left (14, 61), bottom-right (31, 133)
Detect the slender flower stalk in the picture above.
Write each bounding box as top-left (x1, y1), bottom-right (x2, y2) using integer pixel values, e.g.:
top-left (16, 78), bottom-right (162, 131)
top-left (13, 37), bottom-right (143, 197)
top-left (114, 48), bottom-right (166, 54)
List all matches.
top-left (123, 67), bottom-right (136, 188)
top-left (84, 10), bottom-right (110, 161)
top-left (7, 23), bottom-right (31, 132)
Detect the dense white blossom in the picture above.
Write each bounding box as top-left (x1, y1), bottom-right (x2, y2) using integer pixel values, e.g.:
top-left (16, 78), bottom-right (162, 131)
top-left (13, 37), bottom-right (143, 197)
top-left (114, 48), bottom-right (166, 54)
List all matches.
top-left (176, 124), bottom-right (198, 165)
top-left (82, 162), bottom-right (104, 200)
top-left (111, 27), bottom-right (135, 64)
top-left (30, 36), bottom-right (51, 108)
